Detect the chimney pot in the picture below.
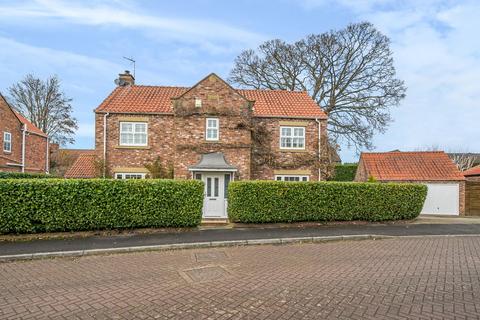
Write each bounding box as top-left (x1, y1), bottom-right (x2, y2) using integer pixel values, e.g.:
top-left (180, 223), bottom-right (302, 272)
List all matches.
top-left (117, 70), bottom-right (135, 86)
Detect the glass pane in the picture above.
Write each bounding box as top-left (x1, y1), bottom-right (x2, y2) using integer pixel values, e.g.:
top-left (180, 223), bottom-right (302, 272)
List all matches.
top-left (195, 173), bottom-right (202, 180)
top-left (294, 128), bottom-right (304, 137)
top-left (276, 176), bottom-right (282, 181)
top-left (281, 127), bottom-right (291, 136)
top-left (208, 119), bottom-right (217, 128)
top-left (116, 174), bottom-right (123, 179)
top-left (298, 138), bottom-right (305, 148)
top-left (121, 123), bottom-right (133, 132)
top-left (214, 177), bottom-right (219, 197)
top-left (207, 178), bottom-right (211, 197)
top-left (224, 174), bottom-right (230, 198)
top-left (302, 177), bottom-right (308, 181)
top-left (135, 123), bottom-right (146, 133)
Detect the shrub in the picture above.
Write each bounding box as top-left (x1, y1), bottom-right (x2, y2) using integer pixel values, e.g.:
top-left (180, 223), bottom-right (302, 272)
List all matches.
top-left (0, 179), bottom-right (203, 234)
top-left (228, 181), bottom-right (427, 223)
top-left (329, 164), bottom-right (358, 181)
top-left (0, 172), bottom-right (55, 179)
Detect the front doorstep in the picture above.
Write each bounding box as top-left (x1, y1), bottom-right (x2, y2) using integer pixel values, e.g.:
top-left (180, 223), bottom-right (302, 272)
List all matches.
top-left (201, 218), bottom-right (229, 226)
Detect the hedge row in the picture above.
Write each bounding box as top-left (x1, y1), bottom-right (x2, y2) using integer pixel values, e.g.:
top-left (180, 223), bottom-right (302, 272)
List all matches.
top-left (0, 172), bottom-right (55, 179)
top-left (0, 179), bottom-right (203, 234)
top-left (330, 164), bottom-right (358, 181)
top-left (228, 181), bottom-right (427, 223)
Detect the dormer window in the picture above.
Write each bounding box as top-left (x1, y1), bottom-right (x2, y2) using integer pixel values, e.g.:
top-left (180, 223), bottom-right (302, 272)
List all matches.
top-left (195, 98), bottom-right (202, 108)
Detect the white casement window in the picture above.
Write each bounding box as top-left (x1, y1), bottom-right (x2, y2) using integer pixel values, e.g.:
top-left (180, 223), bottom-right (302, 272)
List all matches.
top-left (275, 175), bottom-right (309, 182)
top-left (119, 122), bottom-right (148, 146)
top-left (3, 132), bottom-right (11, 152)
top-left (206, 118), bottom-right (219, 141)
top-left (115, 173), bottom-right (146, 179)
top-left (280, 126), bottom-right (305, 149)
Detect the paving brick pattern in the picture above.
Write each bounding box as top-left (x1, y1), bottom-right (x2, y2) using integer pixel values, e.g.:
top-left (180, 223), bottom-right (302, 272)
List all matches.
top-left (1, 236), bottom-right (480, 319)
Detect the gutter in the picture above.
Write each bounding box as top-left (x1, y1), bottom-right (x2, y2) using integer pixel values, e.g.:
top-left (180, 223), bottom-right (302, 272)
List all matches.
top-left (103, 112), bottom-right (110, 178)
top-left (315, 118), bottom-right (322, 181)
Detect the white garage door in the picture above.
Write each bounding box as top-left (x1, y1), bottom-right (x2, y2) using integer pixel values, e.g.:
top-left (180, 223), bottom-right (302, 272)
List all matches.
top-left (421, 183), bottom-right (459, 215)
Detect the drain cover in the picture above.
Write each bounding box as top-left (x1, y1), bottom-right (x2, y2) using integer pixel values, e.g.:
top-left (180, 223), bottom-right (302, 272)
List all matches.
top-left (180, 266), bottom-right (231, 283)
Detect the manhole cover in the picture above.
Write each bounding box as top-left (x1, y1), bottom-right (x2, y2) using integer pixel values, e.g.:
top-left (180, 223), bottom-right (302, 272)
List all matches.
top-left (180, 266), bottom-right (231, 283)
top-left (194, 251), bottom-right (228, 262)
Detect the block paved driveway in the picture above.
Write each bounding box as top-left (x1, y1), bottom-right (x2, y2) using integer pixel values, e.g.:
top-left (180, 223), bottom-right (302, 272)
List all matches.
top-left (1, 236), bottom-right (480, 319)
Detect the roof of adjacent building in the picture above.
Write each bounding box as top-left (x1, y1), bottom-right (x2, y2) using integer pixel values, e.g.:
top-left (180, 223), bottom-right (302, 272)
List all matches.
top-left (359, 151), bottom-right (465, 181)
top-left (95, 85), bottom-right (327, 119)
top-left (64, 153), bottom-right (97, 178)
top-left (14, 112), bottom-right (48, 137)
top-left (463, 165), bottom-right (480, 177)
top-left (0, 92), bottom-right (47, 137)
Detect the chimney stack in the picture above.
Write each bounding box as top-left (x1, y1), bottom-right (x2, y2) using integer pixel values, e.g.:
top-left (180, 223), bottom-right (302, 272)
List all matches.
top-left (117, 70), bottom-right (135, 86)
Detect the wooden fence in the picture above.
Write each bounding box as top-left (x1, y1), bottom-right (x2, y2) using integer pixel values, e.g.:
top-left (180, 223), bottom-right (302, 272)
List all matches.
top-left (466, 181), bottom-right (480, 216)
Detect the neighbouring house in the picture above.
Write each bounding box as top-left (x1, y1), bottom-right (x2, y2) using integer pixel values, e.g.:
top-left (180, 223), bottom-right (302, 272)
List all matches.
top-left (66, 71), bottom-right (329, 218)
top-left (49, 146), bottom-right (96, 177)
top-left (0, 93), bottom-right (49, 173)
top-left (355, 151), bottom-right (466, 215)
top-left (463, 165), bottom-right (480, 181)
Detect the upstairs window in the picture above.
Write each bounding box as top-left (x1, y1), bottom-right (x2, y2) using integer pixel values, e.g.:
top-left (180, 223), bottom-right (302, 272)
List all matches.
top-left (206, 118), bottom-right (219, 141)
top-left (280, 126), bottom-right (305, 149)
top-left (195, 98), bottom-right (202, 108)
top-left (119, 122), bottom-right (147, 146)
top-left (3, 132), bottom-right (11, 153)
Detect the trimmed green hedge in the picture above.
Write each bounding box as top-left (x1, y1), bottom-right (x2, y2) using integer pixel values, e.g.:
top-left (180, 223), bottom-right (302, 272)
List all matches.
top-left (0, 179), bottom-right (203, 234)
top-left (330, 164), bottom-right (358, 181)
top-left (0, 172), bottom-right (54, 179)
top-left (228, 181), bottom-right (427, 223)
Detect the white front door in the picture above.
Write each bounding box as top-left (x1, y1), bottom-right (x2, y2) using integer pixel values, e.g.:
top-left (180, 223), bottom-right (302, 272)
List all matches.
top-left (202, 173), bottom-right (226, 218)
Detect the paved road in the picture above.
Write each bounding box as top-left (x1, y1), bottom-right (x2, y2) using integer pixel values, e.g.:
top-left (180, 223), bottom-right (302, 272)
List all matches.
top-left (1, 236), bottom-right (479, 319)
top-left (1, 223), bottom-right (480, 256)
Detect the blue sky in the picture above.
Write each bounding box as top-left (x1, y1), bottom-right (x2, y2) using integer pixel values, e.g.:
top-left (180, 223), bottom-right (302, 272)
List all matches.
top-left (0, 0), bottom-right (479, 162)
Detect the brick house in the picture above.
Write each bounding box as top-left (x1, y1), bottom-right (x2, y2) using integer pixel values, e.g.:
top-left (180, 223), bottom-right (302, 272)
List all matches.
top-left (355, 151), bottom-right (466, 215)
top-left (68, 72), bottom-right (328, 218)
top-left (463, 166), bottom-right (480, 181)
top-left (0, 93), bottom-right (49, 173)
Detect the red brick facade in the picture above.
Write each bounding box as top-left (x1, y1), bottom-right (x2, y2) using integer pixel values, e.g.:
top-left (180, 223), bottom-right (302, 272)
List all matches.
top-left (94, 74), bottom-right (329, 181)
top-left (0, 94), bottom-right (48, 173)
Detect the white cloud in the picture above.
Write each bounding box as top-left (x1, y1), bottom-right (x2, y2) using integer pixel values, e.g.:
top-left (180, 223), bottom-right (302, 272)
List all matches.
top-left (0, 0), bottom-right (264, 52)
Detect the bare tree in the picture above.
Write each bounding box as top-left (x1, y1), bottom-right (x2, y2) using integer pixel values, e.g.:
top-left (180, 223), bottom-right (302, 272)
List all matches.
top-left (229, 22), bottom-right (406, 151)
top-left (8, 74), bottom-right (78, 145)
top-left (450, 153), bottom-right (476, 171)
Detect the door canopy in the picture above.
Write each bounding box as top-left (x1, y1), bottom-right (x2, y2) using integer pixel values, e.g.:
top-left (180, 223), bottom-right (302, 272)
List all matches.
top-left (188, 152), bottom-right (237, 172)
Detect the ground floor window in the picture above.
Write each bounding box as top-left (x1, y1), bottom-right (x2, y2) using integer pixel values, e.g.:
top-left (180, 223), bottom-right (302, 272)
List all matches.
top-left (115, 173), bottom-right (146, 179)
top-left (275, 175), bottom-right (309, 182)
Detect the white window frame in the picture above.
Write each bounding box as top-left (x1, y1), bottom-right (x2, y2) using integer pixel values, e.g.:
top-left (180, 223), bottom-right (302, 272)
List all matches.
top-left (114, 173), bottom-right (146, 179)
top-left (280, 126), bottom-right (305, 150)
top-left (3, 132), bottom-right (11, 153)
top-left (119, 122), bottom-right (148, 147)
top-left (275, 175), bottom-right (309, 182)
top-left (206, 118), bottom-right (219, 141)
top-left (194, 97), bottom-right (202, 108)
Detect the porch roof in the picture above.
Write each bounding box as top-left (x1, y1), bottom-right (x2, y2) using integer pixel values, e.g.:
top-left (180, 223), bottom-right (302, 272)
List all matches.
top-left (188, 152), bottom-right (237, 172)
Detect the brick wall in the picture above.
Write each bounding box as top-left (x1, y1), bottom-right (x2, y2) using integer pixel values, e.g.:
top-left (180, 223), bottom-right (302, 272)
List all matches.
top-left (24, 133), bottom-right (48, 173)
top-left (96, 74), bottom-right (327, 181)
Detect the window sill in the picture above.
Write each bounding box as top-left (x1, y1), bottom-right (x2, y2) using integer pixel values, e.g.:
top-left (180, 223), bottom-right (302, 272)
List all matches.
top-left (278, 148), bottom-right (308, 153)
top-left (3, 151), bottom-right (12, 154)
top-left (115, 145), bottom-right (151, 150)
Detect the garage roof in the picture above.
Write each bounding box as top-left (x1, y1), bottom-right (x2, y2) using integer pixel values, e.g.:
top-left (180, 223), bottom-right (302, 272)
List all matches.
top-left (358, 151), bottom-right (465, 181)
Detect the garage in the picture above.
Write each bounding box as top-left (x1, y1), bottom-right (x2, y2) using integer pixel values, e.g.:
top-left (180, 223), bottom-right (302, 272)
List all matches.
top-left (422, 183), bottom-right (459, 215)
top-left (355, 151), bottom-right (465, 215)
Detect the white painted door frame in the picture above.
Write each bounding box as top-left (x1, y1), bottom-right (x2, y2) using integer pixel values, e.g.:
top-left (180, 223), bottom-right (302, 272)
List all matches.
top-left (195, 172), bottom-right (232, 218)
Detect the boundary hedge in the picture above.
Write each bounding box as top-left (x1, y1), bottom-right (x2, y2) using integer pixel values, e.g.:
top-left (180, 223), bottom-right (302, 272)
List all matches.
top-left (330, 164), bottom-right (358, 181)
top-left (228, 181), bottom-right (427, 223)
top-left (0, 172), bottom-right (54, 179)
top-left (0, 179), bottom-right (203, 234)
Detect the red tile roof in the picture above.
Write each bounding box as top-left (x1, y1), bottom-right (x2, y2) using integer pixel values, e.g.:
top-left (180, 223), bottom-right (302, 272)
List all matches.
top-left (463, 165), bottom-right (480, 177)
top-left (95, 85), bottom-right (327, 119)
top-left (64, 153), bottom-right (97, 178)
top-left (359, 151), bottom-right (465, 181)
top-left (14, 112), bottom-right (47, 137)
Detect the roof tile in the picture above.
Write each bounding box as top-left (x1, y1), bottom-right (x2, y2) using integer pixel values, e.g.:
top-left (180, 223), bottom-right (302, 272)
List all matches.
top-left (463, 165), bottom-right (480, 177)
top-left (64, 153), bottom-right (97, 178)
top-left (95, 85), bottom-right (327, 119)
top-left (360, 151), bottom-right (465, 181)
